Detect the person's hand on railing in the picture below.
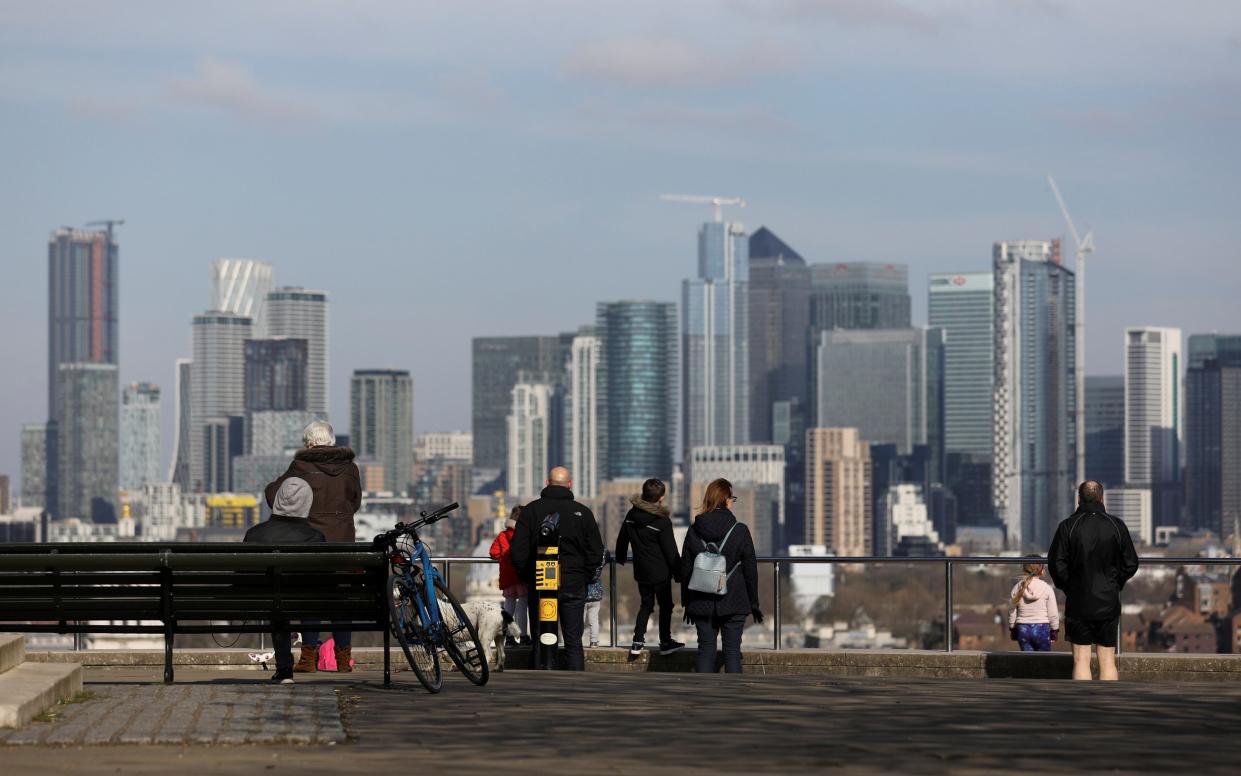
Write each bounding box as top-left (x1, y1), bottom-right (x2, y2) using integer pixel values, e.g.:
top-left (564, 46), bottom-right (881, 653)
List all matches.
top-left (751, 608), bottom-right (764, 624)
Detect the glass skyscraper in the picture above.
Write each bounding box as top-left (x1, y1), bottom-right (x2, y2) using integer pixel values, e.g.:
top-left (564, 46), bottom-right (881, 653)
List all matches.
top-left (1085, 375), bottom-right (1125, 488)
top-left (748, 226), bottom-right (810, 443)
top-left (56, 363), bottom-right (119, 520)
top-left (190, 311), bottom-right (252, 493)
top-left (1124, 326), bottom-right (1182, 525)
top-left (211, 259), bottom-right (273, 337)
top-left (928, 272), bottom-right (994, 459)
top-left (351, 369), bottom-right (414, 495)
top-left (266, 288), bottom-right (329, 419)
top-left (120, 382), bottom-right (161, 492)
top-left (1184, 334), bottom-right (1241, 536)
top-left (682, 221), bottom-right (749, 462)
top-left (472, 336), bottom-right (569, 473)
top-left (992, 240), bottom-right (1076, 550)
top-left (597, 301), bottom-right (677, 483)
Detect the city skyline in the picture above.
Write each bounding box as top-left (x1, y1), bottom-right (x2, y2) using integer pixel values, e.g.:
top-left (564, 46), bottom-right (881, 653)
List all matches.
top-left (2, 2), bottom-right (1239, 490)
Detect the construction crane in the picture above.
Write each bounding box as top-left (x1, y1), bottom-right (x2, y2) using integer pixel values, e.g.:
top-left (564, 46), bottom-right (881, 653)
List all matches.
top-left (1047, 176), bottom-right (1093, 485)
top-left (659, 194), bottom-right (746, 223)
top-left (86, 219), bottom-right (125, 243)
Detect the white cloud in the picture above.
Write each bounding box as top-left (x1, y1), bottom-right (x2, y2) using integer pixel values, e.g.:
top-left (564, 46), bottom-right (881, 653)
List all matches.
top-left (566, 37), bottom-right (796, 89)
top-left (166, 57), bottom-right (322, 123)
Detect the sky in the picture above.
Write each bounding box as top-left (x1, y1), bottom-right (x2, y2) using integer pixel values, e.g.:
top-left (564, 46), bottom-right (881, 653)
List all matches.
top-left (1, 0), bottom-right (1239, 489)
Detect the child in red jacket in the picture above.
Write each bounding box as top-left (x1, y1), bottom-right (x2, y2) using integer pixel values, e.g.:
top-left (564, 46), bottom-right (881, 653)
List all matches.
top-left (489, 507), bottom-right (530, 645)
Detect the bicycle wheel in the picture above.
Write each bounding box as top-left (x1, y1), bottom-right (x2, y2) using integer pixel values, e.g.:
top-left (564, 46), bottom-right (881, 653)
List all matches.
top-left (388, 574), bottom-right (442, 693)
top-left (433, 577), bottom-right (490, 686)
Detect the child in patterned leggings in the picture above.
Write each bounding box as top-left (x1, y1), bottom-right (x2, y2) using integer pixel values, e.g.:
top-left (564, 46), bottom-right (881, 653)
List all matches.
top-left (1008, 560), bottom-right (1060, 652)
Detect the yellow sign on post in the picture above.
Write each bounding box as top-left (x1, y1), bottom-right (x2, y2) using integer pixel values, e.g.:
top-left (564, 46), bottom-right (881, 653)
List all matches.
top-left (535, 546), bottom-right (559, 591)
top-left (539, 599), bottom-right (558, 622)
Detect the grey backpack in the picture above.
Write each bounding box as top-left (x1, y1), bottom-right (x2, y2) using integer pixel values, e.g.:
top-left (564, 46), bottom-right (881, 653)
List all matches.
top-left (687, 523), bottom-right (739, 595)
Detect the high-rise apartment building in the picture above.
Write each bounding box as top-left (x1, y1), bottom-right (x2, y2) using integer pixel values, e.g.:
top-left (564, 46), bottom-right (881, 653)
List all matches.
top-left (1124, 327), bottom-right (1182, 525)
top-left (1085, 376), bottom-right (1125, 488)
top-left (682, 221), bottom-right (749, 461)
top-left (689, 444), bottom-right (785, 552)
top-left (168, 358), bottom-right (193, 489)
top-left (596, 301), bottom-right (678, 483)
top-left (567, 332), bottom-right (601, 498)
top-left (1185, 334), bottom-right (1241, 537)
top-left (351, 370), bottom-right (414, 495)
top-left (414, 432), bottom-right (473, 462)
top-left (748, 227), bottom-right (810, 443)
top-left (56, 363), bottom-right (119, 521)
top-left (190, 312), bottom-right (252, 492)
top-left (992, 240), bottom-right (1077, 550)
top-left (1108, 487), bottom-right (1153, 546)
top-left (20, 423), bottom-right (47, 509)
top-left (928, 272), bottom-right (994, 459)
top-left (211, 259), bottom-right (273, 336)
top-left (805, 428), bottom-right (872, 555)
top-left (244, 338), bottom-right (308, 413)
top-left (814, 328), bottom-right (944, 476)
top-left (47, 226), bottom-right (119, 517)
top-left (506, 378), bottom-right (560, 502)
top-left (266, 288), bottom-right (329, 418)
top-left (472, 336), bottom-right (568, 472)
top-left (120, 383), bottom-right (161, 491)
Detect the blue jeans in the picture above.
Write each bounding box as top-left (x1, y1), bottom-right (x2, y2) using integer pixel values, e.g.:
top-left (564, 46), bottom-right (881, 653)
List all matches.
top-left (301, 621), bottom-right (351, 649)
top-left (694, 613), bottom-right (746, 673)
top-left (1016, 622), bottom-right (1052, 652)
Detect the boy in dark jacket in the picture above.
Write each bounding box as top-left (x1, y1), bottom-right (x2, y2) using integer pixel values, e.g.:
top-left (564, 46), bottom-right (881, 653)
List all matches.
top-left (243, 477), bottom-right (325, 684)
top-left (615, 478), bottom-right (683, 655)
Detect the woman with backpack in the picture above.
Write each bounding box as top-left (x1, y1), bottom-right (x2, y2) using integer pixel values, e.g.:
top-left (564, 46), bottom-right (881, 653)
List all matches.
top-left (679, 478), bottom-right (761, 673)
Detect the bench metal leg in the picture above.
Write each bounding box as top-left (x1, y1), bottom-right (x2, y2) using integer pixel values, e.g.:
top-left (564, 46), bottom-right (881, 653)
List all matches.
top-left (164, 628), bottom-right (175, 684)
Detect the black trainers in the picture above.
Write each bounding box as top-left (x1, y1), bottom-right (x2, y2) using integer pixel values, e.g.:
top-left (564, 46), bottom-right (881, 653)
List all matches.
top-left (271, 669), bottom-right (294, 685)
top-left (629, 639), bottom-right (645, 656)
top-left (658, 640), bottom-right (685, 656)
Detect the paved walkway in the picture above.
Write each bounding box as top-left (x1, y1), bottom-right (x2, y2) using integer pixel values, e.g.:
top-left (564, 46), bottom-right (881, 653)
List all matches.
top-left (2, 666), bottom-right (1239, 774)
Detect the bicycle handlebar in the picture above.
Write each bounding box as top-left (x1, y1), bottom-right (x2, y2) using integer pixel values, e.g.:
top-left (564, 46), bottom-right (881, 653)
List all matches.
top-left (373, 502), bottom-right (460, 547)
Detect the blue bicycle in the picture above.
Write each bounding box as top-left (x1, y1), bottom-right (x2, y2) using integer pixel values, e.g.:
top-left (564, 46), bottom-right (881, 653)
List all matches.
top-left (374, 502), bottom-right (489, 692)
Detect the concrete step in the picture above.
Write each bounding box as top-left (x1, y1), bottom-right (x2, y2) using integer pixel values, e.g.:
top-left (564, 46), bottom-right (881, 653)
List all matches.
top-left (0, 662), bottom-right (83, 728)
top-left (0, 634), bottom-right (25, 675)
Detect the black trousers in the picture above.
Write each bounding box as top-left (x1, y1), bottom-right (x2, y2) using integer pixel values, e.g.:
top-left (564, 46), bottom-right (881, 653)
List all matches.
top-left (633, 578), bottom-right (674, 643)
top-left (693, 613), bottom-right (746, 673)
top-left (272, 622), bottom-right (293, 673)
top-left (558, 587), bottom-right (587, 671)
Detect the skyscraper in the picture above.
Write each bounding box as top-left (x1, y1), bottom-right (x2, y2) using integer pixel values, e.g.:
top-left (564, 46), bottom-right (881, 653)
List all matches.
top-left (805, 427), bottom-right (872, 555)
top-left (190, 312), bottom-right (252, 492)
top-left (506, 377), bottom-right (560, 502)
top-left (120, 383), bottom-right (161, 492)
top-left (1124, 327), bottom-right (1182, 525)
top-left (244, 338), bottom-right (308, 413)
top-left (472, 336), bottom-right (567, 472)
top-left (168, 358), bottom-right (193, 489)
top-left (567, 332), bottom-right (601, 498)
top-left (992, 240), bottom-right (1077, 550)
top-left (748, 227), bottom-right (810, 443)
top-left (20, 423), bottom-right (47, 509)
top-left (689, 444), bottom-right (785, 553)
top-left (47, 226), bottom-right (119, 517)
top-left (682, 220), bottom-right (749, 461)
top-left (56, 363), bottom-right (119, 521)
top-left (1184, 334), bottom-right (1241, 536)
top-left (928, 272), bottom-right (994, 459)
top-left (1085, 375), bottom-right (1125, 488)
top-left (266, 288), bottom-right (329, 419)
top-left (211, 259), bottom-right (273, 336)
top-left (596, 301), bottom-right (678, 483)
top-left (809, 262), bottom-right (911, 333)
top-left (350, 369), bottom-right (414, 495)
top-left (814, 328), bottom-right (944, 474)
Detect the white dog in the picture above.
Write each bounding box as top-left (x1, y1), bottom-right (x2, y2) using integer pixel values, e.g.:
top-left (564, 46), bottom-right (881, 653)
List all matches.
top-left (452, 599), bottom-right (522, 672)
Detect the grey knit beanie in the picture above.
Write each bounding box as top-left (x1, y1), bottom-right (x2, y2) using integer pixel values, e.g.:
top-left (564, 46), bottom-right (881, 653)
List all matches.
top-left (274, 477), bottom-right (313, 518)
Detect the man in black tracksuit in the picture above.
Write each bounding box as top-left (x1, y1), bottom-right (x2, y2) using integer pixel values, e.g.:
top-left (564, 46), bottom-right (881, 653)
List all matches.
top-left (615, 478), bottom-right (683, 655)
top-left (510, 466), bottom-right (604, 670)
top-left (1047, 480), bottom-right (1140, 681)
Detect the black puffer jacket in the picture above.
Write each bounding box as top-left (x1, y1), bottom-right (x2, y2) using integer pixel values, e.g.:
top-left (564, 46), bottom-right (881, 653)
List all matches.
top-left (510, 485), bottom-right (604, 594)
top-left (1048, 505), bottom-right (1140, 620)
top-left (679, 509), bottom-right (759, 619)
top-left (243, 516), bottom-right (325, 544)
top-left (264, 447), bottom-right (362, 542)
top-left (615, 498), bottom-right (680, 584)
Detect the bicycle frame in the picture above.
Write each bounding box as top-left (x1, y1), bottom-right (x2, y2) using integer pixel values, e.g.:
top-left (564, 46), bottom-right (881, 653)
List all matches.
top-left (392, 532), bottom-right (444, 642)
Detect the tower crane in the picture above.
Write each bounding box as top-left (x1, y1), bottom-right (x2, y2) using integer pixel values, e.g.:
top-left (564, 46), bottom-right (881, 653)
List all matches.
top-left (659, 194), bottom-right (745, 223)
top-left (1047, 176), bottom-right (1093, 485)
top-left (86, 219), bottom-right (126, 243)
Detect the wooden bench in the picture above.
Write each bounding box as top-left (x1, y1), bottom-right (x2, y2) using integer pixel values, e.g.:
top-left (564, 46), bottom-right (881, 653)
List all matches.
top-left (0, 543), bottom-right (391, 684)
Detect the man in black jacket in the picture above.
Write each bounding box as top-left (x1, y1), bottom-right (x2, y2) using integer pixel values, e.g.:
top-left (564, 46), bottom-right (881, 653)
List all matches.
top-left (510, 466), bottom-right (604, 670)
top-left (616, 478), bottom-right (683, 656)
top-left (243, 477), bottom-right (325, 684)
top-left (1047, 480), bottom-right (1140, 681)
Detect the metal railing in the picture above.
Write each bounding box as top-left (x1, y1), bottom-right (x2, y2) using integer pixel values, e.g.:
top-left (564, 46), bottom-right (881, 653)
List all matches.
top-left (432, 554), bottom-right (1241, 653)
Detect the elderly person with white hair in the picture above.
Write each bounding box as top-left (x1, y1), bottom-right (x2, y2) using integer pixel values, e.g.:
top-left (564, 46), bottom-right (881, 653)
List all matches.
top-left (264, 419), bottom-right (362, 673)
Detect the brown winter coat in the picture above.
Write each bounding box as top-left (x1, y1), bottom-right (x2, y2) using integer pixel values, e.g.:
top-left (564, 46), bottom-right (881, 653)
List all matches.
top-left (264, 447), bottom-right (362, 542)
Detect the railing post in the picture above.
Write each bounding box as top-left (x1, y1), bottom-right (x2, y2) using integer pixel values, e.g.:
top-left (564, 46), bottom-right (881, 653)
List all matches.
top-left (944, 560), bottom-right (954, 653)
top-left (772, 561), bottom-right (781, 651)
top-left (608, 555), bottom-right (618, 648)
top-left (444, 560), bottom-right (452, 593)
